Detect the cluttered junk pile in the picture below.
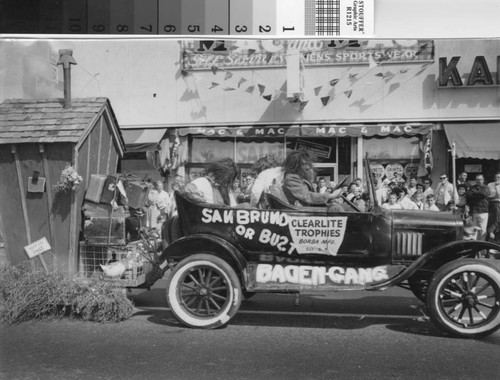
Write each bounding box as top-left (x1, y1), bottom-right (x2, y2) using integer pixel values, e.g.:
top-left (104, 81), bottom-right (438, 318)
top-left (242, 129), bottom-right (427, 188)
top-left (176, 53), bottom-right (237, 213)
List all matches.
top-left (79, 174), bottom-right (160, 286)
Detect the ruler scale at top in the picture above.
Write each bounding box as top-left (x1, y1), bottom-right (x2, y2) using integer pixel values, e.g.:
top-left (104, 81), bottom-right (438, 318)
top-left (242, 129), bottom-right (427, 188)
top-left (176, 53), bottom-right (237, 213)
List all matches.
top-left (1, 0), bottom-right (374, 36)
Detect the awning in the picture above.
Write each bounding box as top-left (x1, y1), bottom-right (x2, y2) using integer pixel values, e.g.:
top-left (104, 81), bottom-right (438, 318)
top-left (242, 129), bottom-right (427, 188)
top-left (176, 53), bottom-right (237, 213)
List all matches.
top-left (177, 123), bottom-right (433, 138)
top-left (121, 129), bottom-right (167, 152)
top-left (444, 122), bottom-right (500, 160)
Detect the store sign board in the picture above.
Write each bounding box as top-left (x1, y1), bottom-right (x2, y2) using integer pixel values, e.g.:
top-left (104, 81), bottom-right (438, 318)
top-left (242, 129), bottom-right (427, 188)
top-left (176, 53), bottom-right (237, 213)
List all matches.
top-left (295, 139), bottom-right (332, 159)
top-left (178, 124), bottom-right (433, 138)
top-left (464, 164), bottom-right (482, 173)
top-left (301, 124), bottom-right (432, 137)
top-left (438, 55), bottom-right (500, 88)
top-left (182, 40), bottom-right (434, 71)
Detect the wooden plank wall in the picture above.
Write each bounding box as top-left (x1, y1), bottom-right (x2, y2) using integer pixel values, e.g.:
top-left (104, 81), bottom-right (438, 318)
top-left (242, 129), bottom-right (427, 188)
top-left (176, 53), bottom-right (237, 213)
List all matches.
top-left (0, 147), bottom-right (27, 266)
top-left (46, 143), bottom-right (73, 270)
top-left (0, 143), bottom-right (73, 268)
top-left (18, 144), bottom-right (52, 268)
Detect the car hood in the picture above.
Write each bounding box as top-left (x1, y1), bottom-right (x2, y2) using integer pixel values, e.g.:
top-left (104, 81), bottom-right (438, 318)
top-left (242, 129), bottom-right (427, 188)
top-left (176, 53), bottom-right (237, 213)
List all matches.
top-left (390, 209), bottom-right (463, 230)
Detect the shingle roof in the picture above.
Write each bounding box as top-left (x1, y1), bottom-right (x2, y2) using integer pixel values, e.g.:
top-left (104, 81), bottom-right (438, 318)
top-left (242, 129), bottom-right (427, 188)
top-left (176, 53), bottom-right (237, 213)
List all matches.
top-left (0, 97), bottom-right (112, 144)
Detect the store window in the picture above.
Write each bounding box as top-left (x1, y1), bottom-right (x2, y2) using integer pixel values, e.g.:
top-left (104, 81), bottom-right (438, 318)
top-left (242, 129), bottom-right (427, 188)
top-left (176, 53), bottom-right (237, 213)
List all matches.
top-left (235, 138), bottom-right (285, 164)
top-left (190, 137), bottom-right (234, 163)
top-left (364, 136), bottom-right (421, 181)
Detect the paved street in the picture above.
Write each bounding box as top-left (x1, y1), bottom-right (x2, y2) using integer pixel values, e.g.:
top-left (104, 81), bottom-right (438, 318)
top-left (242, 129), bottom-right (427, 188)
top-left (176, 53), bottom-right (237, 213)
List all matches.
top-left (2, 280), bottom-right (500, 380)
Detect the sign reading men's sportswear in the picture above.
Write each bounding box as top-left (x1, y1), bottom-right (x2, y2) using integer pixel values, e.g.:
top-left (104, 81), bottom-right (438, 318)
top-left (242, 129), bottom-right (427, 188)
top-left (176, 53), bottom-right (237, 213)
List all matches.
top-left (182, 40), bottom-right (434, 71)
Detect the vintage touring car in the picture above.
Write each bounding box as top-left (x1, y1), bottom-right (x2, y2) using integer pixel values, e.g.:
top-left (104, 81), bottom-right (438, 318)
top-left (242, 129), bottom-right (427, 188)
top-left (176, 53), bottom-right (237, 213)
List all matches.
top-left (155, 161), bottom-right (500, 338)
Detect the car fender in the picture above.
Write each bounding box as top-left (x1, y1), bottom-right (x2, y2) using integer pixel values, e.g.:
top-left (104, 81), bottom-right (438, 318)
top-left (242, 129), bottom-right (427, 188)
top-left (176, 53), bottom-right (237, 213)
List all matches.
top-left (158, 234), bottom-right (248, 280)
top-left (368, 239), bottom-right (500, 290)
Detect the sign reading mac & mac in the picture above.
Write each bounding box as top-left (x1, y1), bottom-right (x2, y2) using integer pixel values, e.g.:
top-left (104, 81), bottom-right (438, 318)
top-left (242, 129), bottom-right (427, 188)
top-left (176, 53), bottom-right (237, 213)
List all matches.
top-left (438, 55), bottom-right (500, 87)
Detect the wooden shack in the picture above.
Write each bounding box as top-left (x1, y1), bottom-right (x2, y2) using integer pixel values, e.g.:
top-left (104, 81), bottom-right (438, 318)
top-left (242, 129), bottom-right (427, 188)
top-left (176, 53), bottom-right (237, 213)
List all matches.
top-left (0, 97), bottom-right (125, 272)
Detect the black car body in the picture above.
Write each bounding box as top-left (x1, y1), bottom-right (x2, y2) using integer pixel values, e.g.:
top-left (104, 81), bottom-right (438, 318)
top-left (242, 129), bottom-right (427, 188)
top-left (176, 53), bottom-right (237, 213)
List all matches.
top-left (156, 160), bottom-right (500, 338)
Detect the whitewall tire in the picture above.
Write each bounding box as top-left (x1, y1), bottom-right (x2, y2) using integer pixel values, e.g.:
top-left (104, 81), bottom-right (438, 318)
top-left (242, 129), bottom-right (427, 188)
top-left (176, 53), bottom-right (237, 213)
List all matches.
top-left (426, 259), bottom-right (500, 338)
top-left (166, 254), bottom-right (242, 329)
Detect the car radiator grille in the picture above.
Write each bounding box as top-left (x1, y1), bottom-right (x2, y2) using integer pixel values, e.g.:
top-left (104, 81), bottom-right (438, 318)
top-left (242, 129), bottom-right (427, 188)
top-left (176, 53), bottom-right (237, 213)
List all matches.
top-left (393, 232), bottom-right (423, 260)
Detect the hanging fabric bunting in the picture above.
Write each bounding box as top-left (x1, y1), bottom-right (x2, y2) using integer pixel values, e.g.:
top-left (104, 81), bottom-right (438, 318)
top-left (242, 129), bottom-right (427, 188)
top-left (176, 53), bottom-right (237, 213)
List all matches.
top-left (385, 71), bottom-right (395, 78)
top-left (224, 71), bottom-right (233, 80)
top-left (245, 85), bottom-right (255, 93)
top-left (415, 42), bottom-right (428, 56)
top-left (329, 79), bottom-right (339, 86)
top-left (258, 84), bottom-right (266, 96)
top-left (418, 130), bottom-right (433, 176)
top-left (344, 90), bottom-right (352, 98)
top-left (223, 87), bottom-right (235, 91)
top-left (299, 100), bottom-right (309, 112)
top-left (375, 72), bottom-right (385, 78)
top-left (314, 86), bottom-right (322, 96)
top-left (368, 54), bottom-right (378, 69)
top-left (263, 94), bottom-right (272, 101)
top-left (237, 78), bottom-right (247, 88)
top-left (248, 49), bottom-right (256, 55)
top-left (388, 82), bottom-right (400, 94)
top-left (400, 68), bottom-right (409, 74)
top-left (209, 82), bottom-right (219, 89)
top-left (321, 96), bottom-right (330, 106)
top-left (349, 73), bottom-right (358, 79)
top-left (266, 52), bottom-right (273, 62)
top-left (211, 65), bottom-right (219, 75)
top-left (181, 69), bottom-right (189, 76)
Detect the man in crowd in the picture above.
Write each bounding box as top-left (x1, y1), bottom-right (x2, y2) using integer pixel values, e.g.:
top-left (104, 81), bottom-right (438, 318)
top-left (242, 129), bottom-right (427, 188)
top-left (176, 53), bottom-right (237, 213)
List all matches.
top-left (457, 172), bottom-right (469, 189)
top-left (406, 177), bottom-right (418, 198)
top-left (466, 174), bottom-right (490, 240)
top-left (434, 173), bottom-right (457, 211)
top-left (317, 177), bottom-right (329, 193)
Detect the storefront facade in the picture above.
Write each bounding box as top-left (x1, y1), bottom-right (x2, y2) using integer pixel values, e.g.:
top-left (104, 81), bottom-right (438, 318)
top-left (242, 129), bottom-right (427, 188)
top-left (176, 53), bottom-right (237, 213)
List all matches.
top-left (1, 38), bottom-right (499, 186)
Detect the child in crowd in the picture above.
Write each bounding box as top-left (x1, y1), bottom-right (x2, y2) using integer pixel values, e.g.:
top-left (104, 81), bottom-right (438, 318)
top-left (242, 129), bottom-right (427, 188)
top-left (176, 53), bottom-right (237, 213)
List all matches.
top-left (424, 194), bottom-right (440, 211)
top-left (411, 192), bottom-right (425, 210)
top-left (382, 193), bottom-right (402, 210)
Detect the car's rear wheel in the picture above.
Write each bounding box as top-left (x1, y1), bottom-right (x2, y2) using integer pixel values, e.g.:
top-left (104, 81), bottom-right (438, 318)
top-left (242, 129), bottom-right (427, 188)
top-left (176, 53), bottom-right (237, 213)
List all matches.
top-left (166, 254), bottom-right (242, 329)
top-left (426, 259), bottom-right (500, 338)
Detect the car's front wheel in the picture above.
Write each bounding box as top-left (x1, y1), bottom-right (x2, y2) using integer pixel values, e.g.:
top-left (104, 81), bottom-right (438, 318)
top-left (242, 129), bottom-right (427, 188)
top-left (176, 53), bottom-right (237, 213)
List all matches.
top-left (166, 254), bottom-right (242, 329)
top-left (426, 259), bottom-right (500, 338)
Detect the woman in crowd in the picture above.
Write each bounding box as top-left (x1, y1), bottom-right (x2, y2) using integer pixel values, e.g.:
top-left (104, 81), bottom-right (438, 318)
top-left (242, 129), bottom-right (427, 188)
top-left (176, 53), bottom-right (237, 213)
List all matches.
top-left (454, 183), bottom-right (468, 219)
top-left (393, 186), bottom-right (417, 210)
top-left (422, 178), bottom-right (434, 198)
top-left (184, 158), bottom-right (239, 206)
top-left (282, 150), bottom-right (341, 207)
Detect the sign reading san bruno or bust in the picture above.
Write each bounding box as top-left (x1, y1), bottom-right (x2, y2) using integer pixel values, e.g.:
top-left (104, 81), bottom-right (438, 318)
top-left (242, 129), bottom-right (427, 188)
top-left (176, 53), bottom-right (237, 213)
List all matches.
top-left (24, 237), bottom-right (51, 259)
